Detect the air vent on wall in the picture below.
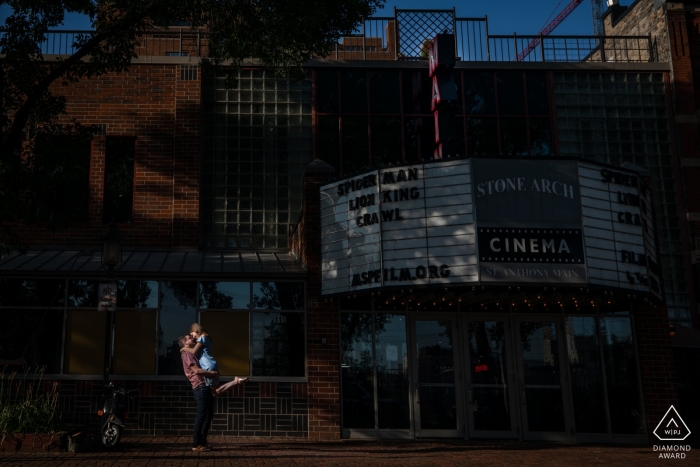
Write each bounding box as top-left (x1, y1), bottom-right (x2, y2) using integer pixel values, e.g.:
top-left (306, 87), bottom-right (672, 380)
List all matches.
top-left (180, 65), bottom-right (198, 81)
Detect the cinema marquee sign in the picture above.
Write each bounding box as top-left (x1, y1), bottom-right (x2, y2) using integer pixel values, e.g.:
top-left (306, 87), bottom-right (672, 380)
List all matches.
top-left (319, 158), bottom-right (661, 300)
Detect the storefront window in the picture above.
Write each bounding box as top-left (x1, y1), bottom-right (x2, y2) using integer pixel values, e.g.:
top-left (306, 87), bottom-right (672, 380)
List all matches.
top-left (201, 311), bottom-right (250, 376)
top-left (565, 316), bottom-right (607, 433)
top-left (600, 312), bottom-right (644, 434)
top-left (341, 312), bottom-right (374, 429)
top-left (117, 280), bottom-right (158, 308)
top-left (468, 321), bottom-right (511, 431)
top-left (1, 310), bottom-right (63, 374)
top-left (0, 279), bottom-right (65, 307)
top-left (199, 281), bottom-right (250, 309)
top-left (158, 281), bottom-right (197, 375)
top-left (66, 280), bottom-right (99, 307)
top-left (64, 310), bottom-right (106, 375)
top-left (252, 282), bottom-right (304, 310)
top-left (113, 310), bottom-right (156, 375)
top-left (252, 312), bottom-right (305, 376)
top-left (375, 314), bottom-right (409, 429)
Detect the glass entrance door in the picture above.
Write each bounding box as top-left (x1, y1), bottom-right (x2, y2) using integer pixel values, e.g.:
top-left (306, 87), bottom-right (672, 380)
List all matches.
top-left (410, 316), bottom-right (463, 437)
top-left (514, 317), bottom-right (573, 441)
top-left (464, 319), bottom-right (517, 438)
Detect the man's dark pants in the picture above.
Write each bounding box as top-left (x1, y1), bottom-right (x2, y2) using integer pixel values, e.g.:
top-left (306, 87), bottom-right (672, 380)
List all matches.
top-left (192, 385), bottom-right (214, 447)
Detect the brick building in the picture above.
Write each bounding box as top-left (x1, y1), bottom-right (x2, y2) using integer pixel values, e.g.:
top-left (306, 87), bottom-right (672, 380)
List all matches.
top-left (0, 9), bottom-right (691, 444)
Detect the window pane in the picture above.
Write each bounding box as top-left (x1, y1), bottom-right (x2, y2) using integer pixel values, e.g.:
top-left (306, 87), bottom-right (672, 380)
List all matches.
top-left (404, 116), bottom-right (435, 163)
top-left (500, 118), bottom-right (528, 155)
top-left (252, 282), bottom-right (304, 310)
top-left (0, 279), bottom-right (65, 307)
top-left (316, 70), bottom-right (339, 114)
top-left (157, 281), bottom-right (197, 375)
top-left (371, 117), bottom-right (403, 167)
top-left (341, 70), bottom-right (367, 113)
top-left (117, 280), bottom-right (158, 308)
top-left (565, 316), bottom-right (607, 434)
top-left (527, 71), bottom-right (549, 115)
top-left (200, 311), bottom-right (249, 376)
top-left (199, 281), bottom-right (250, 309)
top-left (369, 71), bottom-right (400, 114)
top-left (0, 310), bottom-right (63, 373)
top-left (529, 118), bottom-right (552, 156)
top-left (342, 116), bottom-right (369, 173)
top-left (252, 312), bottom-right (305, 376)
top-left (27, 136), bottom-right (90, 223)
top-left (67, 280), bottom-right (99, 307)
top-left (64, 310), bottom-right (107, 374)
top-left (497, 71), bottom-right (526, 115)
top-left (466, 117), bottom-right (499, 155)
top-left (464, 71), bottom-right (496, 115)
top-left (341, 312), bottom-right (375, 429)
top-left (402, 69), bottom-right (432, 114)
top-left (601, 313), bottom-right (644, 434)
top-left (375, 314), bottom-right (409, 429)
top-left (317, 116), bottom-right (340, 175)
top-left (113, 310), bottom-right (156, 375)
top-left (103, 137), bottom-right (135, 223)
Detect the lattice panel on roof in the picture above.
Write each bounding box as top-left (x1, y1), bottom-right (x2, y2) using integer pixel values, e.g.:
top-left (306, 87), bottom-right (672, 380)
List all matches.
top-left (395, 10), bottom-right (454, 60)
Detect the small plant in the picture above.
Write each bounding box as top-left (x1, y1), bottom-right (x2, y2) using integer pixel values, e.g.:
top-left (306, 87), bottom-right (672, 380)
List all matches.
top-left (0, 367), bottom-right (63, 437)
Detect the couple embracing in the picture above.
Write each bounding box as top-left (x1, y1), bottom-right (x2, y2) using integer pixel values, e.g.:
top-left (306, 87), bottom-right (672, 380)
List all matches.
top-left (179, 323), bottom-right (249, 452)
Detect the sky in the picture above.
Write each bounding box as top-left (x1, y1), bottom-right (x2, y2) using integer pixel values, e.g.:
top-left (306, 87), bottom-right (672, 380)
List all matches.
top-left (1, 1), bottom-right (601, 35)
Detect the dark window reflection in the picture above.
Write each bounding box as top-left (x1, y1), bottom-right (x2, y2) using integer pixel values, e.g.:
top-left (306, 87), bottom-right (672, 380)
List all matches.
top-left (500, 118), bottom-right (528, 155)
top-left (317, 116), bottom-right (340, 174)
top-left (565, 317), bottom-right (607, 434)
top-left (464, 71), bottom-right (496, 115)
top-left (529, 118), bottom-right (552, 156)
top-left (199, 281), bottom-right (249, 309)
top-left (341, 313), bottom-right (374, 429)
top-left (67, 280), bottom-right (99, 307)
top-left (0, 279), bottom-right (65, 307)
top-left (158, 281), bottom-right (197, 375)
top-left (601, 313), bottom-right (644, 434)
top-left (466, 117), bottom-right (499, 155)
top-left (527, 71), bottom-right (549, 115)
top-left (252, 282), bottom-right (304, 310)
top-left (342, 116), bottom-right (369, 173)
top-left (251, 312), bottom-right (305, 376)
top-left (316, 70), bottom-right (339, 114)
top-left (0, 310), bottom-right (63, 373)
top-left (103, 137), bottom-right (135, 223)
top-left (402, 70), bottom-right (431, 114)
top-left (404, 116), bottom-right (435, 162)
top-left (497, 71), bottom-right (526, 115)
top-left (371, 117), bottom-right (402, 167)
top-left (117, 280), bottom-right (158, 308)
top-left (341, 70), bottom-right (367, 114)
top-left (369, 71), bottom-right (400, 114)
top-left (375, 314), bottom-right (409, 429)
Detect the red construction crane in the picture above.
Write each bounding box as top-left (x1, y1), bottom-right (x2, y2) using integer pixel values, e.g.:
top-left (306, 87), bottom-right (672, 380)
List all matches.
top-left (517, 0), bottom-right (583, 61)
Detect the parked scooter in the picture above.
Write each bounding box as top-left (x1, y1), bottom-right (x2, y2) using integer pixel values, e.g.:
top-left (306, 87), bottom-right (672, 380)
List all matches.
top-left (98, 382), bottom-right (139, 448)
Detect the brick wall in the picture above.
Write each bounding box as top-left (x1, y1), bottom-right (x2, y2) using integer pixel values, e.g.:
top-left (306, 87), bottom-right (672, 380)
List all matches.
top-left (604, 0), bottom-right (671, 62)
top-left (291, 161), bottom-right (341, 439)
top-left (13, 63), bottom-right (201, 250)
top-left (635, 305), bottom-right (680, 440)
top-left (47, 380), bottom-right (308, 437)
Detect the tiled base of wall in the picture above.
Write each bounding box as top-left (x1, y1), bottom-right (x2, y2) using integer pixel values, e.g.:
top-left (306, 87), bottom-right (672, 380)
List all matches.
top-left (55, 380), bottom-right (309, 437)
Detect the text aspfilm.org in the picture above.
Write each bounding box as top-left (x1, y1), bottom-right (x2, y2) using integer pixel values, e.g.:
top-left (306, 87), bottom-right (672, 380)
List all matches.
top-left (653, 405), bottom-right (692, 459)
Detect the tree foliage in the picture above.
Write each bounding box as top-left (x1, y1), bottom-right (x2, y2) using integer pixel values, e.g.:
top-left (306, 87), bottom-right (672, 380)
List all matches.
top-left (0, 0), bottom-right (383, 254)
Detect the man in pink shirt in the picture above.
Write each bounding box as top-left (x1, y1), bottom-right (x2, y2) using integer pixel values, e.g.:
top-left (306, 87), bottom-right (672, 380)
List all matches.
top-left (179, 334), bottom-right (219, 452)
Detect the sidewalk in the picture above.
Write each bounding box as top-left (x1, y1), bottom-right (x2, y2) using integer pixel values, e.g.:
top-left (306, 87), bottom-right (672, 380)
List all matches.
top-left (0, 436), bottom-right (697, 466)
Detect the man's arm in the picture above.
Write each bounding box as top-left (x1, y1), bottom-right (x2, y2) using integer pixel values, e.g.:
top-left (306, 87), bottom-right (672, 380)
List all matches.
top-left (190, 364), bottom-right (219, 378)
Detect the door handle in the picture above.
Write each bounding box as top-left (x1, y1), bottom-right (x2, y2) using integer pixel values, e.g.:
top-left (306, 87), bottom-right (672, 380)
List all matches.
top-left (468, 389), bottom-right (473, 404)
top-left (522, 390), bottom-right (526, 406)
top-left (414, 380), bottom-right (419, 404)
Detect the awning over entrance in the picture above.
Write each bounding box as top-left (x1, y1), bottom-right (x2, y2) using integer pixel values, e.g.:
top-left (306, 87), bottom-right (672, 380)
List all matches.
top-left (0, 249), bottom-right (306, 278)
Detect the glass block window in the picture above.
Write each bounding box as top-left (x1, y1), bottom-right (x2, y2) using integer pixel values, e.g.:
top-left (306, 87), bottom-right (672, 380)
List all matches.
top-left (202, 70), bottom-right (313, 249)
top-left (553, 72), bottom-right (691, 326)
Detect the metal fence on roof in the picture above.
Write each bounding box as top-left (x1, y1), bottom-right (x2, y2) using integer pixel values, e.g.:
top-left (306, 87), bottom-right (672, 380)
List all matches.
top-left (0, 10), bottom-right (655, 63)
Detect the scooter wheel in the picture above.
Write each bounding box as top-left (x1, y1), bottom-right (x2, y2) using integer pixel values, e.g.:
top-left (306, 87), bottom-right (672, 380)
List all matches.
top-left (101, 424), bottom-right (121, 448)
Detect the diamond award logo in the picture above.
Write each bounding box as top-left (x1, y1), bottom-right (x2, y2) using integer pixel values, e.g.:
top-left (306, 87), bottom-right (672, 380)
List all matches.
top-left (654, 405), bottom-right (691, 441)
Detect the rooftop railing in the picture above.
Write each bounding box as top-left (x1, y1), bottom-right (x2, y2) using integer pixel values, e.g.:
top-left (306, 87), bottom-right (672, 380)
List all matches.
top-left (1, 10), bottom-right (655, 63)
